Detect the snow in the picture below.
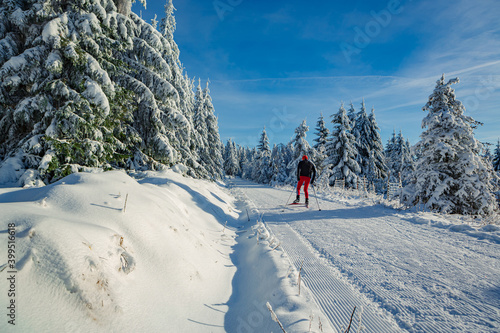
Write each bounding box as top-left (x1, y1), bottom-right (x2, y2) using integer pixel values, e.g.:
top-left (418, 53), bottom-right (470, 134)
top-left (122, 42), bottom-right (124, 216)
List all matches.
top-left (45, 51), bottom-right (63, 74)
top-left (42, 14), bottom-right (68, 47)
top-left (1, 172), bottom-right (498, 332)
top-left (86, 56), bottom-right (113, 88)
top-left (63, 42), bottom-right (79, 62)
top-left (45, 119), bottom-right (58, 137)
top-left (1, 55), bottom-right (27, 74)
top-left (83, 79), bottom-right (110, 115)
top-left (170, 163), bottom-right (189, 174)
top-left (0, 155), bottom-right (25, 185)
top-left (38, 150), bottom-right (56, 172)
top-left (10, 8), bottom-right (26, 27)
top-left (230, 178), bottom-right (500, 332)
top-left (78, 13), bottom-right (101, 36)
top-left (0, 170), bottom-right (238, 331)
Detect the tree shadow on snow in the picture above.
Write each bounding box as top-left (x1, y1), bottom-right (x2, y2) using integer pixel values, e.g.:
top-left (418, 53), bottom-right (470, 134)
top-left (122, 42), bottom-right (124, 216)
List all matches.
top-left (262, 205), bottom-right (398, 224)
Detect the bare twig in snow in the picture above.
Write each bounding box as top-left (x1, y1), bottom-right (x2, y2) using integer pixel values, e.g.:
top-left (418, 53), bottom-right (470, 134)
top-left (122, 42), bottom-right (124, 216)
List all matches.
top-left (309, 314), bottom-right (314, 332)
top-left (266, 302), bottom-right (287, 333)
top-left (344, 306), bottom-right (356, 333)
top-left (123, 193), bottom-right (129, 213)
top-left (298, 260), bottom-right (304, 295)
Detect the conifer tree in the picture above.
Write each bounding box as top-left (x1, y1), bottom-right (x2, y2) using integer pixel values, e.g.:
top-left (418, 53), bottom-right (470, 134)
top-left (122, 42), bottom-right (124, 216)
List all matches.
top-left (395, 132), bottom-right (414, 184)
top-left (270, 143), bottom-right (291, 185)
top-left (313, 113), bottom-right (329, 173)
top-left (493, 139), bottom-right (500, 172)
top-left (0, 0), bottom-right (207, 185)
top-left (286, 119), bottom-right (315, 184)
top-left (223, 138), bottom-right (239, 176)
top-left (237, 145), bottom-right (246, 176)
top-left (403, 75), bottom-right (497, 216)
top-left (323, 103), bottom-right (360, 188)
top-left (241, 147), bottom-right (255, 180)
top-left (386, 130), bottom-right (414, 184)
top-left (159, 0), bottom-right (200, 176)
top-left (199, 81), bottom-right (223, 179)
top-left (256, 127), bottom-right (271, 154)
top-left (347, 101), bottom-right (357, 131)
top-left (385, 130), bottom-right (397, 173)
top-left (366, 108), bottom-right (387, 181)
top-left (252, 127), bottom-right (272, 183)
top-left (353, 99), bottom-right (370, 177)
top-left (313, 113), bottom-right (329, 150)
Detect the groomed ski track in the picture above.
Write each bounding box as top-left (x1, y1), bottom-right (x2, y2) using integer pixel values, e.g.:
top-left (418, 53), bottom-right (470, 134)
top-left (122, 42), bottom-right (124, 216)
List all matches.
top-left (229, 178), bottom-right (500, 333)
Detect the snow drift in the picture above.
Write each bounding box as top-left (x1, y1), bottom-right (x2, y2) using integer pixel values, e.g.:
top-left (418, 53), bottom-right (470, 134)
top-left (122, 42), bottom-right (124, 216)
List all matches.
top-left (0, 170), bottom-right (238, 331)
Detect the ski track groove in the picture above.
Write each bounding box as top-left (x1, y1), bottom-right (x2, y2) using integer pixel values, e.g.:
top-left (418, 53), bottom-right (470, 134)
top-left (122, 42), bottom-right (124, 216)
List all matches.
top-left (294, 213), bottom-right (490, 333)
top-left (267, 220), bottom-right (403, 333)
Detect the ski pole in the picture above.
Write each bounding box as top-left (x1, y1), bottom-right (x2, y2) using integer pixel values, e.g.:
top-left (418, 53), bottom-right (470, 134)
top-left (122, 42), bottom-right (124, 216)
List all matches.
top-left (283, 185), bottom-right (296, 210)
top-left (312, 184), bottom-right (322, 211)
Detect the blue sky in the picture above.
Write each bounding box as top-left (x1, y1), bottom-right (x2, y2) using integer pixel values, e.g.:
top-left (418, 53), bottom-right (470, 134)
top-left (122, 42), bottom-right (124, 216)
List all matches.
top-left (132, 0), bottom-right (500, 150)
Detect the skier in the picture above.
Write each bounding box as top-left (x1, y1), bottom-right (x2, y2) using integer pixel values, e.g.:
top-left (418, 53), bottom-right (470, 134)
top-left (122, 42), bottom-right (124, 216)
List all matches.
top-left (293, 155), bottom-right (316, 207)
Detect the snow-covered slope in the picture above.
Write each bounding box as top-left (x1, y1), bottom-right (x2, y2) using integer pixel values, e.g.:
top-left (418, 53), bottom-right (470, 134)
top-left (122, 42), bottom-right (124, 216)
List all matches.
top-left (0, 170), bottom-right (240, 331)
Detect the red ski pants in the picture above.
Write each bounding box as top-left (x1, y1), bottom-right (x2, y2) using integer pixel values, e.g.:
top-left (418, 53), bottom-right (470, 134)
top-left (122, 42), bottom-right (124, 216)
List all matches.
top-left (296, 176), bottom-right (311, 198)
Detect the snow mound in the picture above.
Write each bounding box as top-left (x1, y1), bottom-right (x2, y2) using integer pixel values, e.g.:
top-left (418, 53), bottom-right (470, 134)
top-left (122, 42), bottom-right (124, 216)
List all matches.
top-left (0, 170), bottom-right (238, 331)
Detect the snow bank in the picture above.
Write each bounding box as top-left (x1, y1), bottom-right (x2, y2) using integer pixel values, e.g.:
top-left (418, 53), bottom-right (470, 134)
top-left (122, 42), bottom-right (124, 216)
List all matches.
top-left (403, 212), bottom-right (500, 243)
top-left (0, 170), bottom-right (238, 331)
top-left (225, 181), bottom-right (336, 333)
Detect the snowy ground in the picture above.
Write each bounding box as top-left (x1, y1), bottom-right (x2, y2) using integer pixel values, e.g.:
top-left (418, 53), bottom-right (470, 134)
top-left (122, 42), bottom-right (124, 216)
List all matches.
top-left (1, 172), bottom-right (499, 332)
top-left (0, 170), bottom-right (240, 332)
top-left (0, 170), bottom-right (329, 332)
top-left (228, 178), bottom-right (500, 333)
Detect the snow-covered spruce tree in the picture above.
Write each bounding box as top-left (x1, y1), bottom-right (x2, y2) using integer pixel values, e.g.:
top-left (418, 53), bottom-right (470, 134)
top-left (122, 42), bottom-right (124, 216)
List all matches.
top-left (237, 145), bottom-right (246, 176)
top-left (201, 81), bottom-right (223, 179)
top-left (386, 131), bottom-right (414, 185)
top-left (402, 75), bottom-right (497, 216)
top-left (257, 126), bottom-right (271, 153)
top-left (313, 113), bottom-right (329, 150)
top-left (366, 107), bottom-right (387, 181)
top-left (493, 139), bottom-right (500, 172)
top-left (231, 139), bottom-right (240, 175)
top-left (401, 137), bottom-right (415, 184)
top-left (193, 80), bottom-right (223, 180)
top-left (0, 0), bottom-right (204, 185)
top-left (347, 101), bottom-right (356, 130)
top-left (353, 99), bottom-right (370, 177)
top-left (483, 144), bottom-right (493, 163)
top-left (323, 103), bottom-right (360, 188)
top-left (240, 146), bottom-right (255, 180)
top-left (223, 138), bottom-right (239, 176)
top-left (270, 143), bottom-right (291, 185)
top-left (286, 119), bottom-right (316, 184)
top-left (252, 127), bottom-right (272, 183)
top-left (159, 0), bottom-right (203, 178)
top-left (385, 129), bottom-right (397, 172)
top-left (313, 113), bottom-right (329, 174)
